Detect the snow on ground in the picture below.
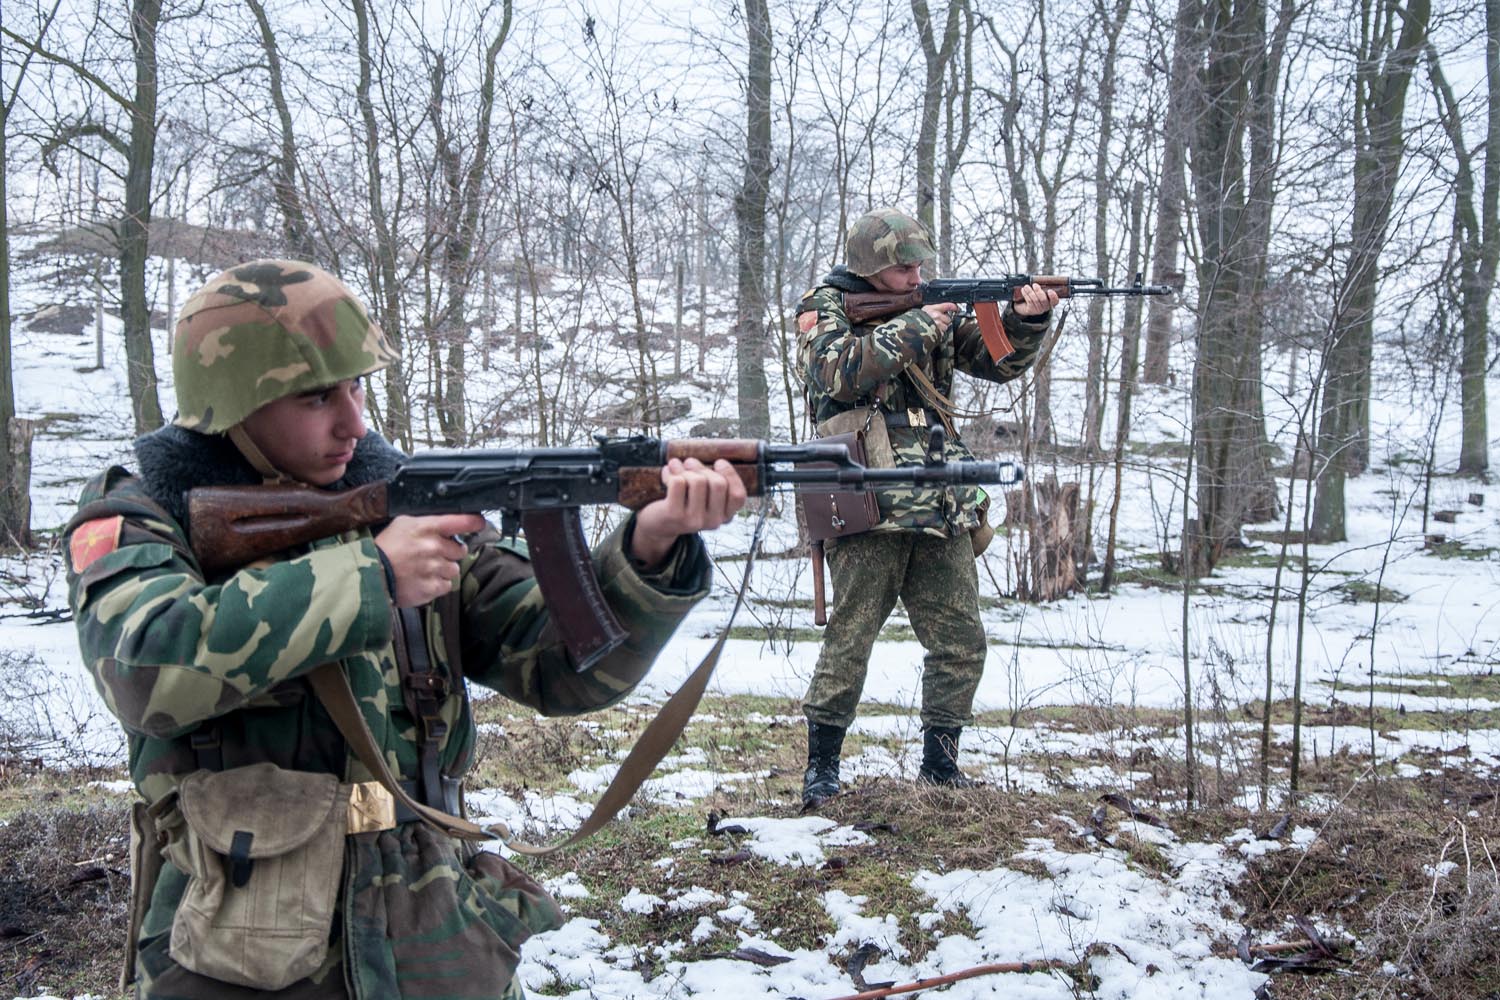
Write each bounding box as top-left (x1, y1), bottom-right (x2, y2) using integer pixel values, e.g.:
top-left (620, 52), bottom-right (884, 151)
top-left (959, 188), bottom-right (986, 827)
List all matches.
top-left (4, 253), bottom-right (1498, 998)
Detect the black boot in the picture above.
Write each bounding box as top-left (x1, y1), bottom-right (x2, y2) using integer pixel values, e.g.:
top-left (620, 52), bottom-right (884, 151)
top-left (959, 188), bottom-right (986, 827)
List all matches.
top-left (802, 722), bottom-right (846, 810)
top-left (918, 726), bottom-right (980, 788)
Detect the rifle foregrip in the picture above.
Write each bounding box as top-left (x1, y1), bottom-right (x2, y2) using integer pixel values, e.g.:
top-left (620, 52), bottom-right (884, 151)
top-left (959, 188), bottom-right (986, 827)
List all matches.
top-left (1014, 276), bottom-right (1073, 300)
top-left (188, 481), bottom-right (389, 577)
top-left (663, 439), bottom-right (763, 464)
top-left (620, 439), bottom-right (766, 511)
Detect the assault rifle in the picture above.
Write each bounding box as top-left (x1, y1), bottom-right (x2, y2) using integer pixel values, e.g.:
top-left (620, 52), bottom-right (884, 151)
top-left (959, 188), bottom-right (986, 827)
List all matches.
top-left (187, 436), bottom-right (1021, 670)
top-left (842, 274), bottom-right (1173, 362)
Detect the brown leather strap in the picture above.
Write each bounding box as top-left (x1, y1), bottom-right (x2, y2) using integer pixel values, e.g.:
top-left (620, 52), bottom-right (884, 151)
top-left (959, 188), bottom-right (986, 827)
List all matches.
top-left (308, 513), bottom-right (765, 856)
top-left (393, 605), bottom-right (448, 810)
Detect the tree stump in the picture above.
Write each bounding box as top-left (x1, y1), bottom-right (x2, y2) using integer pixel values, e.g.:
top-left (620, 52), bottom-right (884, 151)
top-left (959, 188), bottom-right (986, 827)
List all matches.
top-left (1005, 475), bottom-right (1082, 601)
top-left (2, 417), bottom-right (34, 549)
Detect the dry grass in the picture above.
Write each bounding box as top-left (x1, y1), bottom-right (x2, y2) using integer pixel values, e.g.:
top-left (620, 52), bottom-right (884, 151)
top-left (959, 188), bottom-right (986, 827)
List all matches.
top-left (0, 796), bottom-right (131, 999)
top-left (3, 694), bottom-right (1500, 998)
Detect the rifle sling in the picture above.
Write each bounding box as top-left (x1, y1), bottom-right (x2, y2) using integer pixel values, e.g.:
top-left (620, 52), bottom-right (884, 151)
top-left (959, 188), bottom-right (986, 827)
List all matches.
top-left (904, 305), bottom-right (1072, 425)
top-left (308, 515), bottom-right (765, 856)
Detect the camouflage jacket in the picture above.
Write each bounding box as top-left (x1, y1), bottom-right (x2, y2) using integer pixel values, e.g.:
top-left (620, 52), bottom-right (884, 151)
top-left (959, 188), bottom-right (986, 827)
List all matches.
top-left (65, 426), bottom-right (711, 999)
top-left (797, 267), bottom-right (1049, 536)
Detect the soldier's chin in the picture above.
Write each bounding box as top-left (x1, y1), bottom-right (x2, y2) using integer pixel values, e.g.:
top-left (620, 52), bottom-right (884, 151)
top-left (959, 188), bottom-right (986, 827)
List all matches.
top-left (305, 461), bottom-right (349, 486)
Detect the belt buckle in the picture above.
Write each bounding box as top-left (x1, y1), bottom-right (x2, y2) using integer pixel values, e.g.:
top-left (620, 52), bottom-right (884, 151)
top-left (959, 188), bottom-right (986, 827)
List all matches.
top-left (908, 407), bottom-right (927, 427)
top-left (347, 780), bottom-right (397, 834)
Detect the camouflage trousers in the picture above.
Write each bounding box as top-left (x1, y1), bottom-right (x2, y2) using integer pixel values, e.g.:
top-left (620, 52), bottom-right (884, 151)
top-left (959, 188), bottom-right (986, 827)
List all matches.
top-left (804, 530), bottom-right (986, 730)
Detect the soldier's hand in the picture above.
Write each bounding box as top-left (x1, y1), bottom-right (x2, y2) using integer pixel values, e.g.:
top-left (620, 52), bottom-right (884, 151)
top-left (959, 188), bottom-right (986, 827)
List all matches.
top-left (1014, 283), bottom-right (1059, 317)
top-left (629, 458), bottom-right (748, 568)
top-left (375, 513), bottom-right (486, 607)
top-left (922, 302), bottom-right (960, 332)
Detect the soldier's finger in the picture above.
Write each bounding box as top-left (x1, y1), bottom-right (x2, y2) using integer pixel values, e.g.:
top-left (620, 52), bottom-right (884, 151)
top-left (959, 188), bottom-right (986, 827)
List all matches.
top-left (715, 458), bottom-right (747, 516)
top-left (423, 513), bottom-right (486, 537)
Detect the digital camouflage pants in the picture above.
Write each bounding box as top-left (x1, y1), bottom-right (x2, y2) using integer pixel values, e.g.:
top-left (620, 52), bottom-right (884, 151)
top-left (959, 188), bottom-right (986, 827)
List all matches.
top-left (803, 530), bottom-right (986, 730)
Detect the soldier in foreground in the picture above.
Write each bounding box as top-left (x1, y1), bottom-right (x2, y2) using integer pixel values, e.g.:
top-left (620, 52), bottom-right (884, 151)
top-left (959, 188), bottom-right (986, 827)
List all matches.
top-left (797, 208), bottom-right (1057, 808)
top-left (64, 260), bottom-right (746, 999)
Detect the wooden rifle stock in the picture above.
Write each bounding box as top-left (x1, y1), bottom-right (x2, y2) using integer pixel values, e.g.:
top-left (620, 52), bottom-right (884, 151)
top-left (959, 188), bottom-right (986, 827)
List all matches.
top-left (810, 540), bottom-right (827, 627)
top-left (188, 480), bottom-right (391, 578)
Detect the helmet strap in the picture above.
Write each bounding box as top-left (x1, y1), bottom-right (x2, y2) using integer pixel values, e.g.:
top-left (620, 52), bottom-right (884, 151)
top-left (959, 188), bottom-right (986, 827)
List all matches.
top-left (227, 425), bottom-right (295, 484)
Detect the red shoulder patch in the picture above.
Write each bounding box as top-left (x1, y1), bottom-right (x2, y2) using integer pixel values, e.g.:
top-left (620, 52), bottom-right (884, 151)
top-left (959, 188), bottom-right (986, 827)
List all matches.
top-left (69, 516), bottom-right (124, 573)
top-left (796, 311), bottom-right (819, 334)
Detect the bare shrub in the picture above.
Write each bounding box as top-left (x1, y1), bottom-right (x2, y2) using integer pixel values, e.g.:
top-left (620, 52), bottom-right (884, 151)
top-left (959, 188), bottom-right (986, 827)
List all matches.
top-left (0, 649), bottom-right (124, 770)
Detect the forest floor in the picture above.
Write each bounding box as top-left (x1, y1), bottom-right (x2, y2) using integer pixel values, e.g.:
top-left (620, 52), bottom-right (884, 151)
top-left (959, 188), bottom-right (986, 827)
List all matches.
top-left (4, 688), bottom-right (1498, 999)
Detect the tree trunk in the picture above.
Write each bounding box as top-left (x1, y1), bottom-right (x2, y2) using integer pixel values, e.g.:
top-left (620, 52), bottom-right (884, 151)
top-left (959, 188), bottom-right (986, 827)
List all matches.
top-left (734, 0), bottom-right (773, 440)
top-left (1102, 182), bottom-right (1147, 592)
top-left (938, 5), bottom-right (974, 274)
top-left (120, 0), bottom-right (165, 435)
top-left (1006, 476), bottom-right (1083, 601)
top-left (1186, 0), bottom-right (1290, 566)
top-left (1431, 0), bottom-right (1498, 475)
top-left (1083, 0), bottom-right (1130, 456)
top-left (1142, 0), bottom-right (1196, 384)
top-left (1311, 0), bottom-right (1430, 541)
top-left (911, 0), bottom-right (962, 243)
top-left (353, 0), bottom-right (411, 450)
top-left (247, 0), bottom-right (316, 259)
top-left (0, 108), bottom-right (23, 547)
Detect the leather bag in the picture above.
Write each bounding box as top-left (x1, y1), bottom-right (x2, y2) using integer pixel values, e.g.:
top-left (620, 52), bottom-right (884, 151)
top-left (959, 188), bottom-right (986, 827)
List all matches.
top-left (799, 429), bottom-right (881, 542)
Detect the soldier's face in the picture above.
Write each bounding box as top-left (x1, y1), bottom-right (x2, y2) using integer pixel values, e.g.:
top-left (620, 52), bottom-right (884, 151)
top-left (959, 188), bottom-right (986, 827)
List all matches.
top-left (868, 263), bottom-right (923, 294)
top-left (239, 377), bottom-right (368, 485)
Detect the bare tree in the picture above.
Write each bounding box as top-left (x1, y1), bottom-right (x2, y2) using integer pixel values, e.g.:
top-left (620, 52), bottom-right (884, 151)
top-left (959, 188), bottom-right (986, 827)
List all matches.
top-left (735, 0), bottom-right (773, 440)
top-left (938, 0), bottom-right (975, 274)
top-left (245, 0), bottom-right (316, 259)
top-left (427, 4), bottom-right (513, 445)
top-left (911, 0), bottom-right (963, 241)
top-left (0, 2), bottom-right (65, 548)
top-left (1425, 6), bottom-right (1497, 477)
top-left (1082, 0), bottom-right (1133, 457)
top-left (1142, 0), bottom-right (1195, 384)
top-left (980, 2), bottom-right (1088, 445)
top-left (1184, 0), bottom-right (1295, 569)
top-left (5, 0), bottom-right (170, 435)
top-left (1311, 0), bottom-right (1431, 542)
top-left (351, 0), bottom-right (413, 449)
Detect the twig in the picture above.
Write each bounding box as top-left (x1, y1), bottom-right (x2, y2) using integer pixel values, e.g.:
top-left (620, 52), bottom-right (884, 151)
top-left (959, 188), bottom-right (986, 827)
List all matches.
top-left (821, 959), bottom-right (1072, 1000)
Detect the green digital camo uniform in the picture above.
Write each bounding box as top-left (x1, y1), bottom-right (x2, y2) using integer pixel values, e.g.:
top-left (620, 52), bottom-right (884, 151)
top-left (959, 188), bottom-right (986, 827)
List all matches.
top-left (798, 264), bottom-right (1048, 731)
top-left (65, 261), bottom-right (712, 1000)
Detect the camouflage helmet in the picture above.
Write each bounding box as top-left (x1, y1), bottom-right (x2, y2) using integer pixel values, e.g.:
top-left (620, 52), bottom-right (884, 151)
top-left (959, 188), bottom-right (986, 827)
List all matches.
top-left (845, 208), bottom-right (936, 277)
top-left (172, 259), bottom-right (397, 434)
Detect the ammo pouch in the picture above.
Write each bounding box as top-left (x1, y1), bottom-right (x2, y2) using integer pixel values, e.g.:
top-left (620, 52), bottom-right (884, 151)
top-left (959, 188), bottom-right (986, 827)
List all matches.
top-left (149, 763), bottom-right (348, 991)
top-left (816, 405), bottom-right (895, 468)
top-left (971, 490), bottom-right (995, 557)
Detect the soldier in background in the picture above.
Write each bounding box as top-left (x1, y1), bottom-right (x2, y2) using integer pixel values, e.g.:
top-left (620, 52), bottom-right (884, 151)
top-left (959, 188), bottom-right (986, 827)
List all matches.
top-left (64, 260), bottom-right (746, 999)
top-left (796, 208), bottom-right (1057, 809)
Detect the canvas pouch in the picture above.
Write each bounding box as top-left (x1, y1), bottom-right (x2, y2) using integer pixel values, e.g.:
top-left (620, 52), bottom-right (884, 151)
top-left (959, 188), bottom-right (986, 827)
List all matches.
top-left (149, 763), bottom-right (347, 991)
top-left (119, 799), bottom-right (164, 991)
top-left (815, 405), bottom-right (895, 469)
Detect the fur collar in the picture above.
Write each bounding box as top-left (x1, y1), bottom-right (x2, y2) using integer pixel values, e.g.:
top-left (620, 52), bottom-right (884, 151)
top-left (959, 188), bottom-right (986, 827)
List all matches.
top-left (822, 265), bottom-right (876, 294)
top-left (133, 425), bottom-right (407, 526)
